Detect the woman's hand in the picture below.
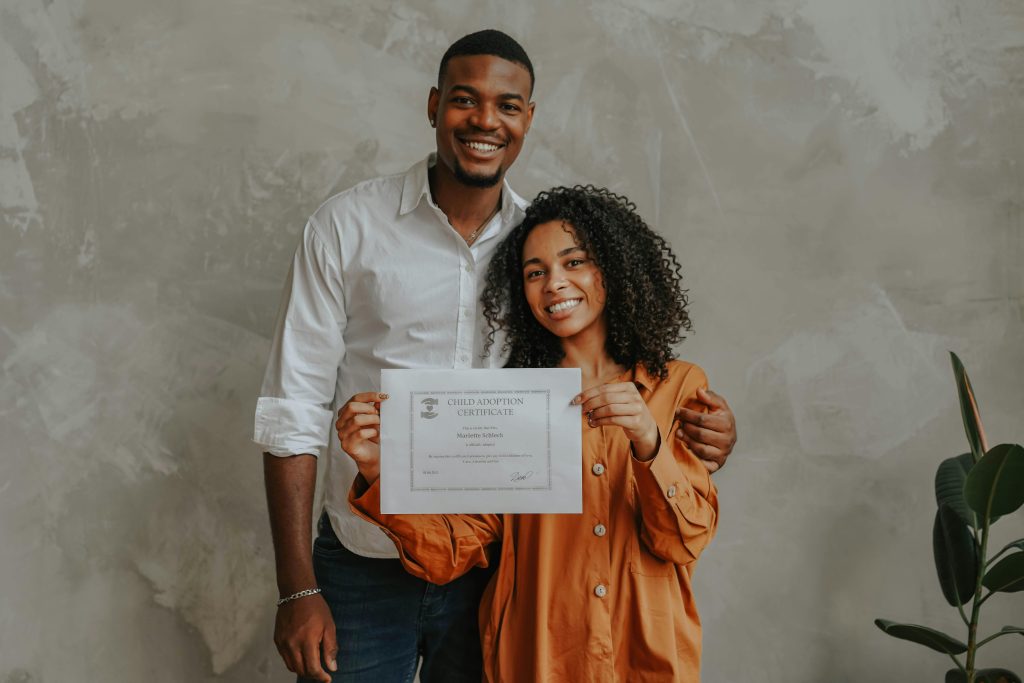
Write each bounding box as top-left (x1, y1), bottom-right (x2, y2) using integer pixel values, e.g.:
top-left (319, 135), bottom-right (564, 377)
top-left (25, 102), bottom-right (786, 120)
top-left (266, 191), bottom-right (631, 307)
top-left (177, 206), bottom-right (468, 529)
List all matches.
top-left (573, 382), bottom-right (659, 461)
top-left (336, 392), bottom-right (388, 484)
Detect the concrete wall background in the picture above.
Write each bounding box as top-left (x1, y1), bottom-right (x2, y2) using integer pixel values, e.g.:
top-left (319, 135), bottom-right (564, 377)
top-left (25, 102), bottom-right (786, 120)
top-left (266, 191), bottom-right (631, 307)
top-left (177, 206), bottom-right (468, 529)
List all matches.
top-left (1, 0), bottom-right (1022, 681)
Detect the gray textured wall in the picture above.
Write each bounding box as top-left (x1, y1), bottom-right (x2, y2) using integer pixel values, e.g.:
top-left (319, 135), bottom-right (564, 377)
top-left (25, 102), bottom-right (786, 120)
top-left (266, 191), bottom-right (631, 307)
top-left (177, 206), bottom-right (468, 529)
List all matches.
top-left (2, 0), bottom-right (1022, 681)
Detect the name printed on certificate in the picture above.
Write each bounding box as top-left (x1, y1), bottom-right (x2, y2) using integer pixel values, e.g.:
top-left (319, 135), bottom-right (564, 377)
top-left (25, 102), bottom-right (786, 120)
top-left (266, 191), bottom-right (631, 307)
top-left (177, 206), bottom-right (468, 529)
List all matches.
top-left (379, 368), bottom-right (582, 514)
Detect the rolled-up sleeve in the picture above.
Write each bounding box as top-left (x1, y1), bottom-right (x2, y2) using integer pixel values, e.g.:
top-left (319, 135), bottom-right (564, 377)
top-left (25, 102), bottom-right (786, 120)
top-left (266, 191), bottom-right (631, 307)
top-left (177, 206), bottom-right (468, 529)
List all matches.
top-left (348, 478), bottom-right (503, 585)
top-left (254, 217), bottom-right (347, 457)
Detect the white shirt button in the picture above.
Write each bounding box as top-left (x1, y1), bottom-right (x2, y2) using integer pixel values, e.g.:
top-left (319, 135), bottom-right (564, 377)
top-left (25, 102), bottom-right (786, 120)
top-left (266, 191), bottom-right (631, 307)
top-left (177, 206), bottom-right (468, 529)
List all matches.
top-left (464, 264), bottom-right (474, 273)
top-left (667, 485), bottom-right (677, 498)
top-left (594, 584), bottom-right (607, 598)
top-left (593, 524), bottom-right (606, 537)
top-left (591, 463), bottom-right (605, 476)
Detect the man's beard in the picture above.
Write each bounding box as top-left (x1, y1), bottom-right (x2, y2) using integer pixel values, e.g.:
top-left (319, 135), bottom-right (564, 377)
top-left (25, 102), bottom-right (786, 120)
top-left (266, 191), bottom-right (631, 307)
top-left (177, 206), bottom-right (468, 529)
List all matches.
top-left (453, 159), bottom-right (503, 188)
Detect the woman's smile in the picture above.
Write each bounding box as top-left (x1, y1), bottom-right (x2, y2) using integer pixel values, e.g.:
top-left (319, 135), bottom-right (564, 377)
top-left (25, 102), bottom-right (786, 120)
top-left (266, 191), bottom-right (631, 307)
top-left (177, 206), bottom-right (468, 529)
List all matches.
top-left (545, 297), bottom-right (582, 317)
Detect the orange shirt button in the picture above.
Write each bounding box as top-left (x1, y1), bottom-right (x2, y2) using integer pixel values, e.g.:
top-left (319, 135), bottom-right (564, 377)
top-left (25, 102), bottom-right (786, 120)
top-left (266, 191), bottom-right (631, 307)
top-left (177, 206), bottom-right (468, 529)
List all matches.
top-left (594, 584), bottom-right (608, 598)
top-left (593, 524), bottom-right (606, 537)
top-left (592, 463), bottom-right (605, 476)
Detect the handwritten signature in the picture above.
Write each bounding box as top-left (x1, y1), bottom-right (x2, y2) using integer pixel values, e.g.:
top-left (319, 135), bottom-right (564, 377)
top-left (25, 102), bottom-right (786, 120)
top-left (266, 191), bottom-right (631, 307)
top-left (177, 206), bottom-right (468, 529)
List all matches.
top-left (509, 470), bottom-right (535, 482)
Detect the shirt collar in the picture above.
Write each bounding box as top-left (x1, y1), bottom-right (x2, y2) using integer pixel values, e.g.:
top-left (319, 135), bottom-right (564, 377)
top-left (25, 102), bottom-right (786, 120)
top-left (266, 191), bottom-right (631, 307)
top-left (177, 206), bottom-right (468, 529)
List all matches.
top-left (399, 153), bottom-right (522, 223)
top-left (627, 363), bottom-right (658, 397)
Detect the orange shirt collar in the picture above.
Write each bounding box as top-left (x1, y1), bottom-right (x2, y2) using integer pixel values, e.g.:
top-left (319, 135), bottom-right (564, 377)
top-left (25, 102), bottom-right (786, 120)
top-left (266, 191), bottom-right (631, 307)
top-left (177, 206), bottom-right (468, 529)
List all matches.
top-left (624, 363), bottom-right (658, 398)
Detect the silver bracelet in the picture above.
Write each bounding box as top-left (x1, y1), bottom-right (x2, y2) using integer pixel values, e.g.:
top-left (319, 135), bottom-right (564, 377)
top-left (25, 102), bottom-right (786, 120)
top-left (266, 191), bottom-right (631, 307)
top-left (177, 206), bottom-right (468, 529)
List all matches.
top-left (277, 587), bottom-right (322, 606)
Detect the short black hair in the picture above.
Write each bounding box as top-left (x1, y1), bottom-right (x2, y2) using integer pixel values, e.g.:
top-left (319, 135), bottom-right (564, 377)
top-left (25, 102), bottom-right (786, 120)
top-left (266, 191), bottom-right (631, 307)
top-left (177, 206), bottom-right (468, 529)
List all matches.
top-left (481, 186), bottom-right (692, 379)
top-left (438, 30), bottom-right (535, 95)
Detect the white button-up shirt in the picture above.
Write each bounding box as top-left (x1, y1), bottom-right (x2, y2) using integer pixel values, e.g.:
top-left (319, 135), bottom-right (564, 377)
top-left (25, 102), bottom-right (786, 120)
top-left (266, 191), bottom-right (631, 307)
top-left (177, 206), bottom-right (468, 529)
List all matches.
top-left (254, 155), bottom-right (529, 557)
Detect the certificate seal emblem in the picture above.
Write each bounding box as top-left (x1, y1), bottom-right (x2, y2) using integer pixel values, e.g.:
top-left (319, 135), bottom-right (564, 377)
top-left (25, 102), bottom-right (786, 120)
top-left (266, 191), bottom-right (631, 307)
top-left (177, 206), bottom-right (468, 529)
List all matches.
top-left (420, 397), bottom-right (439, 419)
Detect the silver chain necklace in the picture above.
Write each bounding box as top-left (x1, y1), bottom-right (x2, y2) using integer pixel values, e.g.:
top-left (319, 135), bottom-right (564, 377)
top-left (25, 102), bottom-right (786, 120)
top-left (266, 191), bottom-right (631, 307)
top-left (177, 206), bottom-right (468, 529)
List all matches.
top-left (459, 202), bottom-right (501, 246)
top-left (429, 179), bottom-right (501, 246)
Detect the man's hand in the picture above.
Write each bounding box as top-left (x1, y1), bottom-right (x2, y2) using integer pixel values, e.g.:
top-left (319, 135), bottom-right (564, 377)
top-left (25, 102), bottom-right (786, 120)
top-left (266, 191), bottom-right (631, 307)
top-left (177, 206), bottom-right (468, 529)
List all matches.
top-left (336, 392), bottom-right (387, 484)
top-left (264, 453), bottom-right (334, 681)
top-left (274, 594), bottom-right (338, 682)
top-left (675, 388), bottom-right (737, 473)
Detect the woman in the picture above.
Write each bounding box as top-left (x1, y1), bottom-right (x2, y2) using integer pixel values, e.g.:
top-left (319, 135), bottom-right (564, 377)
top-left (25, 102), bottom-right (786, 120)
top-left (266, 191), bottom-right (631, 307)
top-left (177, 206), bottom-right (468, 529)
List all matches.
top-left (338, 186), bottom-right (718, 682)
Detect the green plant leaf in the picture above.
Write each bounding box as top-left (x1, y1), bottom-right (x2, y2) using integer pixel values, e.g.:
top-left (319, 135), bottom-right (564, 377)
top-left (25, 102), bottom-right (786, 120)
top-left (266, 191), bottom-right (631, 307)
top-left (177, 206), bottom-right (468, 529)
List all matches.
top-left (874, 618), bottom-right (968, 654)
top-left (950, 352), bottom-right (987, 463)
top-left (998, 625), bottom-right (1024, 636)
top-left (964, 444), bottom-right (1024, 518)
top-left (993, 540), bottom-right (1024, 558)
top-left (980, 672), bottom-right (1022, 683)
top-left (933, 504), bottom-right (979, 605)
top-left (983, 552), bottom-right (1024, 593)
top-left (946, 669), bottom-right (1022, 683)
top-left (936, 453), bottom-right (978, 528)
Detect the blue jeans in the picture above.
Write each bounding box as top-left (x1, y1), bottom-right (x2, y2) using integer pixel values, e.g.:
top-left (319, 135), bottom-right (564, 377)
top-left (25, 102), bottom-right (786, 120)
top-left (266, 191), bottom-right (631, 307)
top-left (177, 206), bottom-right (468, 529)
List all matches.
top-left (300, 514), bottom-right (494, 683)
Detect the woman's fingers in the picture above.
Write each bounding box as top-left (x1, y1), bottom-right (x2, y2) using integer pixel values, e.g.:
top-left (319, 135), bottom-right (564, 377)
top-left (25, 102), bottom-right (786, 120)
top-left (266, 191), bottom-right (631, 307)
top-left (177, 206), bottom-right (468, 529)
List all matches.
top-left (336, 405), bottom-right (376, 433)
top-left (578, 385), bottom-right (641, 413)
top-left (341, 412), bottom-right (381, 431)
top-left (338, 410), bottom-right (382, 462)
top-left (575, 383), bottom-right (643, 429)
top-left (572, 381), bottom-right (635, 405)
top-left (580, 392), bottom-right (636, 411)
top-left (337, 414), bottom-right (381, 444)
top-left (348, 391), bottom-right (389, 405)
top-left (586, 411), bottom-right (644, 429)
top-left (579, 383), bottom-right (658, 452)
top-left (337, 397), bottom-right (379, 421)
top-left (336, 392), bottom-right (389, 423)
top-left (585, 394), bottom-right (648, 427)
top-left (341, 422), bottom-right (381, 449)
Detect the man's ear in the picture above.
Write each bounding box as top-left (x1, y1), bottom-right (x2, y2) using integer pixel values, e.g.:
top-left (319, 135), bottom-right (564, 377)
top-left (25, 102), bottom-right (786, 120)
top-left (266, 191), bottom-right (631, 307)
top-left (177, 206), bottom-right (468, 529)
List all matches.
top-left (524, 101), bottom-right (536, 136)
top-left (427, 87), bottom-right (440, 127)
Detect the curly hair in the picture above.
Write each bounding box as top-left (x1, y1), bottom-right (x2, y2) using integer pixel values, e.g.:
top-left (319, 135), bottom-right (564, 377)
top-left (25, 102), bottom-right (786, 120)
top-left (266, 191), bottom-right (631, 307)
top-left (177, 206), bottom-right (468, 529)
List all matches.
top-left (481, 185), bottom-right (691, 378)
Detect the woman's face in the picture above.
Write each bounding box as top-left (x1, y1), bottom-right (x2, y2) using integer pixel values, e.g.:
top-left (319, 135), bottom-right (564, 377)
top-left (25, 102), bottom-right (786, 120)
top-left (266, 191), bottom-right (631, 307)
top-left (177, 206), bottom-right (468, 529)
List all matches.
top-left (521, 220), bottom-right (607, 340)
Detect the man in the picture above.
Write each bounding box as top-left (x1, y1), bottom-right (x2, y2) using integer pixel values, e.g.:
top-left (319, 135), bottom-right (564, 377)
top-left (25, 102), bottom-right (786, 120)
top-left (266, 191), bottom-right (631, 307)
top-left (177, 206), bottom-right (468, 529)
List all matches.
top-left (255, 30), bottom-right (737, 683)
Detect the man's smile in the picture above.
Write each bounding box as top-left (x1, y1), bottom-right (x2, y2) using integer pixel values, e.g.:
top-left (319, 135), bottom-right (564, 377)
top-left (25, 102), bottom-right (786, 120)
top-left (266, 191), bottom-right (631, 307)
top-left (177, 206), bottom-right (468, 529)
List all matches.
top-left (458, 136), bottom-right (505, 156)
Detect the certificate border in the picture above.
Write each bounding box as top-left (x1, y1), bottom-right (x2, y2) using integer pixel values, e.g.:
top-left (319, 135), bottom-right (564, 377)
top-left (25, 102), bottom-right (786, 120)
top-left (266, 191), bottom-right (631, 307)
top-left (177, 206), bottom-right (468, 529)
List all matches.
top-left (409, 390), bottom-right (552, 492)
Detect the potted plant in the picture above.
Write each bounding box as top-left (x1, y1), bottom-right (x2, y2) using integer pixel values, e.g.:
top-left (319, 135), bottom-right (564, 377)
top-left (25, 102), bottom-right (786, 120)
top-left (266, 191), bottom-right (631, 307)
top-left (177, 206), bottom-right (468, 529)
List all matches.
top-left (875, 353), bottom-right (1023, 682)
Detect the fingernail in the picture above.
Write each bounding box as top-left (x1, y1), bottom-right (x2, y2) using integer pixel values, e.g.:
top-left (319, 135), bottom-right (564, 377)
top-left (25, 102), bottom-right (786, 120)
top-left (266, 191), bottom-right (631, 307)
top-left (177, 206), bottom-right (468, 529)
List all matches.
top-left (379, 393), bottom-right (389, 400)
top-left (328, 659), bottom-right (337, 671)
top-left (571, 395), bottom-right (580, 405)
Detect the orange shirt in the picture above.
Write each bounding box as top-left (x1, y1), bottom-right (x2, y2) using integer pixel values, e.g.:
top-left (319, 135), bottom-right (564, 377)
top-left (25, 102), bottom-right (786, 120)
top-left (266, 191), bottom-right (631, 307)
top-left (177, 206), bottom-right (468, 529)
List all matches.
top-left (349, 361), bottom-right (719, 682)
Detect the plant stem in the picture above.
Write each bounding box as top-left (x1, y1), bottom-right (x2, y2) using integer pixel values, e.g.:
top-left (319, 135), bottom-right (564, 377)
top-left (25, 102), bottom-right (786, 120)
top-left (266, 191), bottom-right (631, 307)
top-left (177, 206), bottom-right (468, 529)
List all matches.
top-left (975, 630), bottom-right (1011, 649)
top-left (948, 653), bottom-right (968, 676)
top-left (965, 484), bottom-right (994, 682)
top-left (955, 597), bottom-right (970, 628)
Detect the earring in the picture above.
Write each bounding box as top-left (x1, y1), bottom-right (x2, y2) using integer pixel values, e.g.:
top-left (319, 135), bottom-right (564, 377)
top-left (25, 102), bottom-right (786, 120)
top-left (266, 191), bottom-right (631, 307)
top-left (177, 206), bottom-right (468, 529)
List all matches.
top-left (430, 118), bottom-right (436, 127)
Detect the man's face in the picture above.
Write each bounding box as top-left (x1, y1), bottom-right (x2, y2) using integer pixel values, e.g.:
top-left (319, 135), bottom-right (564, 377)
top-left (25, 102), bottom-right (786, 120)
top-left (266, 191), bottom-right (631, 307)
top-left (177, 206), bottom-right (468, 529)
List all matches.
top-left (429, 54), bottom-right (535, 188)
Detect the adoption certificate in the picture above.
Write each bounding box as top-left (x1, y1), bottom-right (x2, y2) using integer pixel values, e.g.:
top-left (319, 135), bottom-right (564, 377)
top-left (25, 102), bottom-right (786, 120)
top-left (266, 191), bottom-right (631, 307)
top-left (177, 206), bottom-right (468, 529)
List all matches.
top-left (379, 368), bottom-right (582, 514)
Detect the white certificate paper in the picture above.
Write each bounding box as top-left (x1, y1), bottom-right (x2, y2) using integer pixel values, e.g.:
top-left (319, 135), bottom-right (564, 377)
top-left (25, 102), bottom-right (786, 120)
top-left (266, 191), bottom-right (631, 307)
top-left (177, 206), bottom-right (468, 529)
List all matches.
top-left (379, 368), bottom-right (582, 514)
